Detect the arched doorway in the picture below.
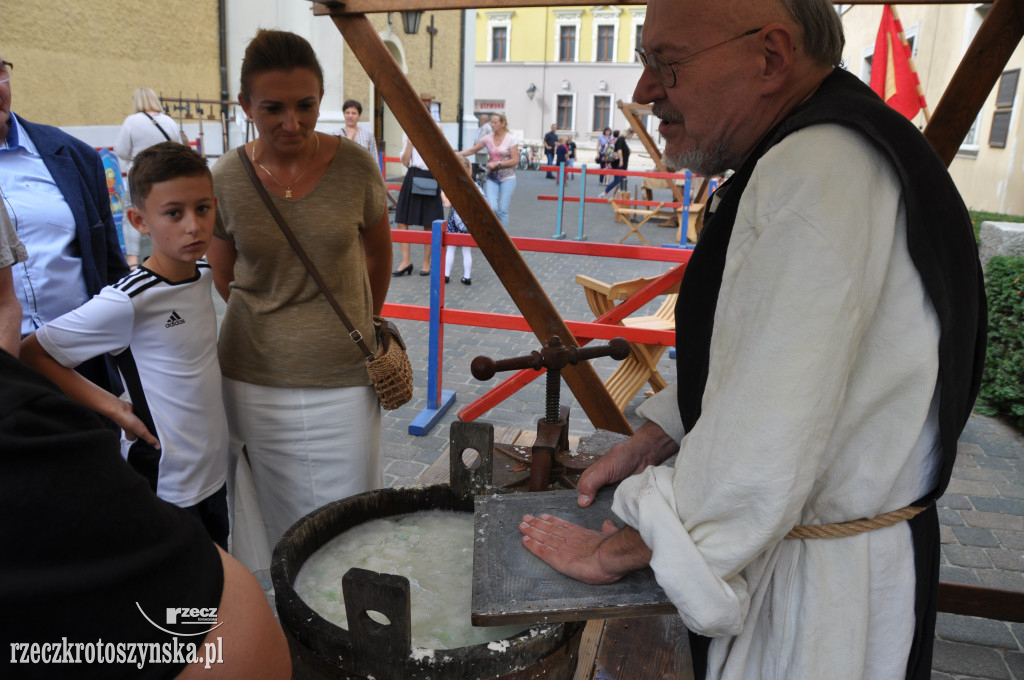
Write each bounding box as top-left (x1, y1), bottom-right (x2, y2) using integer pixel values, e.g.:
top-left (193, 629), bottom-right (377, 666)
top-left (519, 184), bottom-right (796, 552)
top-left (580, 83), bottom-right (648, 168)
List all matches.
top-left (373, 32), bottom-right (407, 179)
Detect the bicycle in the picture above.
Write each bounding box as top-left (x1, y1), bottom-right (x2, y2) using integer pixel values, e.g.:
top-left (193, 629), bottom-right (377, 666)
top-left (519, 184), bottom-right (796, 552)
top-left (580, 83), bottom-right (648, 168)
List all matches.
top-left (528, 144), bottom-right (542, 170)
top-left (471, 161), bottom-right (488, 189)
top-left (518, 143), bottom-right (532, 170)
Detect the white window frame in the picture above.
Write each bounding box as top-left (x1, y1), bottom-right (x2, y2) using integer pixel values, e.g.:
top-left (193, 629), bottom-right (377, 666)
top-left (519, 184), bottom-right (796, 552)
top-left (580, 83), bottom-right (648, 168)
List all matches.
top-left (629, 7), bottom-right (646, 58)
top-left (592, 93), bottom-right (613, 132)
top-left (591, 7), bottom-right (622, 62)
top-left (554, 9), bottom-right (583, 63)
top-left (959, 4), bottom-right (991, 155)
top-left (486, 11), bottom-right (514, 63)
top-left (904, 21), bottom-right (920, 59)
top-left (860, 45), bottom-right (874, 85)
top-left (554, 91), bottom-right (577, 132)
top-left (860, 20), bottom-right (919, 86)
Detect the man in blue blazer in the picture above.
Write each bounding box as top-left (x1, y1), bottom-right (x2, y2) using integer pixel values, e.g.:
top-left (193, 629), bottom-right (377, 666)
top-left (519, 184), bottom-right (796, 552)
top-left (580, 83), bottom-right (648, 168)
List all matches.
top-left (0, 57), bottom-right (128, 394)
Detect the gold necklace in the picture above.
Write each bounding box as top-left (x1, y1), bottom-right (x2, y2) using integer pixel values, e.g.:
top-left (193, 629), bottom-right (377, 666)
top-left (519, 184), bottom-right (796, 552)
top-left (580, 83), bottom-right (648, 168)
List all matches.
top-left (251, 133), bottom-right (320, 199)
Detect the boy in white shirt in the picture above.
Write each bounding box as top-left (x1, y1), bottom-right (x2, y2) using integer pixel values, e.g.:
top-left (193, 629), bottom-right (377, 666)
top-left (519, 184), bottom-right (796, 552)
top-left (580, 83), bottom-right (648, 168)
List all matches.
top-left (22, 142), bottom-right (229, 548)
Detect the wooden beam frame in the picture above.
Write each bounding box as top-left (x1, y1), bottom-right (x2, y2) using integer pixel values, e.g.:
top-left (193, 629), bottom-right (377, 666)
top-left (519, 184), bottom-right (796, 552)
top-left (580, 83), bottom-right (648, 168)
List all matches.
top-left (330, 11), bottom-right (632, 435)
top-left (314, 0), bottom-right (1024, 634)
top-left (312, 0), bottom-right (1024, 437)
top-left (311, 0), bottom-right (977, 12)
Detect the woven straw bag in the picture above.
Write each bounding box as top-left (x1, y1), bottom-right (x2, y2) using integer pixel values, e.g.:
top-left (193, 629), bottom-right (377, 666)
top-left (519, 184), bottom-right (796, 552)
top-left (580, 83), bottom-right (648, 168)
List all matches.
top-left (367, 318), bottom-right (413, 410)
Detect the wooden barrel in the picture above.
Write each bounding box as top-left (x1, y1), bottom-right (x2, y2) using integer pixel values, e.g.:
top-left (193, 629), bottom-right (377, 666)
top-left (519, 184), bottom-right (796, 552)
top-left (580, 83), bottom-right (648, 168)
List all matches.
top-left (271, 484), bottom-right (584, 680)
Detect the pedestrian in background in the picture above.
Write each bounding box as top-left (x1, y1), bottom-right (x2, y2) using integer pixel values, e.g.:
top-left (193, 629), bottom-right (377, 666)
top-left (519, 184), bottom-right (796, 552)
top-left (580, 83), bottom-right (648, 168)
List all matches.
top-left (475, 113), bottom-right (493, 143)
top-left (474, 113), bottom-right (493, 168)
top-left (460, 112), bottom-right (519, 230)
top-left (543, 123), bottom-right (558, 179)
top-left (115, 87), bottom-right (182, 269)
top-left (600, 128), bottom-right (633, 198)
top-left (597, 126), bottom-right (613, 185)
top-left (442, 155), bottom-right (474, 286)
top-left (336, 99), bottom-right (377, 159)
top-left (393, 92), bottom-right (444, 276)
top-left (554, 136), bottom-right (570, 181)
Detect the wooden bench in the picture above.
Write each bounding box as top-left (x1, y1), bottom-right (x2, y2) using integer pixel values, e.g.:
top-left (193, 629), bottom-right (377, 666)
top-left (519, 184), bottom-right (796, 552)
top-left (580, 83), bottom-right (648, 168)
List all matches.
top-left (575, 274), bottom-right (679, 413)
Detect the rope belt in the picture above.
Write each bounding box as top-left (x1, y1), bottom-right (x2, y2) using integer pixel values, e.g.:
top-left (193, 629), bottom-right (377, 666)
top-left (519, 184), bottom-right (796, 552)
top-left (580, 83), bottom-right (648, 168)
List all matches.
top-left (785, 504), bottom-right (929, 540)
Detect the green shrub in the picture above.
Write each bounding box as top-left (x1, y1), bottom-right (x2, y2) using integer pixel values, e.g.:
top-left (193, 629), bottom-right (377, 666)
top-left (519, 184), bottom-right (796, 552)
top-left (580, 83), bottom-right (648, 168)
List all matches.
top-left (975, 256), bottom-right (1024, 428)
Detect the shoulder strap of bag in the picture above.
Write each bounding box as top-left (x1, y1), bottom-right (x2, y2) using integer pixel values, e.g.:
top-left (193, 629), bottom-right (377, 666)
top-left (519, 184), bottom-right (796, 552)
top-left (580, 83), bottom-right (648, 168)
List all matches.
top-left (141, 111), bottom-right (173, 142)
top-left (111, 347), bottom-right (161, 492)
top-left (235, 145), bottom-right (374, 359)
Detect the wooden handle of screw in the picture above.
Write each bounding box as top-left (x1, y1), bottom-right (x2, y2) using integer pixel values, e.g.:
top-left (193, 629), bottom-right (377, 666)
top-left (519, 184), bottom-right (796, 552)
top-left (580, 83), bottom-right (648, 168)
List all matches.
top-left (471, 353), bottom-right (541, 381)
top-left (575, 337), bottom-right (630, 362)
top-left (470, 338), bottom-right (630, 381)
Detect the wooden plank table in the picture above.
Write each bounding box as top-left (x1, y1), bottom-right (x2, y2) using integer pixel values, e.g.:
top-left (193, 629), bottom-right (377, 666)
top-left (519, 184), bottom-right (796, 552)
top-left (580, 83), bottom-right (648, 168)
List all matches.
top-left (416, 426), bottom-right (694, 680)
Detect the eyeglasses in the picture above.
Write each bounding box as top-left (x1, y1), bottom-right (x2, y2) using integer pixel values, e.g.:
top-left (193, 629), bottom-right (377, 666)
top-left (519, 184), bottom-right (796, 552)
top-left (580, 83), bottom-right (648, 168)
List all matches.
top-left (0, 61), bottom-right (11, 85)
top-left (636, 27), bottom-right (763, 88)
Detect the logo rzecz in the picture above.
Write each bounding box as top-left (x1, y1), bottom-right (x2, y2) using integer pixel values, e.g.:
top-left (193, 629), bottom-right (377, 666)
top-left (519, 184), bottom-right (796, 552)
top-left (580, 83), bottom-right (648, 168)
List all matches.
top-left (165, 311), bottom-right (185, 328)
top-left (166, 607), bottom-right (218, 625)
top-left (136, 603), bottom-right (223, 636)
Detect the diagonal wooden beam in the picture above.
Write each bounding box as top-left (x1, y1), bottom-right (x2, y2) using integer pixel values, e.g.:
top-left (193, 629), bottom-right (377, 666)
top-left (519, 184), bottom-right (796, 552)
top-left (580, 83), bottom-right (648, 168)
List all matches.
top-left (924, 0), bottom-right (1024, 166)
top-left (329, 11), bottom-right (633, 435)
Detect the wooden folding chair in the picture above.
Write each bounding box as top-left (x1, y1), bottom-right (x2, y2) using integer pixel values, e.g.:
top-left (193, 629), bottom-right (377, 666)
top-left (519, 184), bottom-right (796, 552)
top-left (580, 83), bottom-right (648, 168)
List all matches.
top-left (575, 274), bottom-right (680, 412)
top-left (609, 190), bottom-right (667, 246)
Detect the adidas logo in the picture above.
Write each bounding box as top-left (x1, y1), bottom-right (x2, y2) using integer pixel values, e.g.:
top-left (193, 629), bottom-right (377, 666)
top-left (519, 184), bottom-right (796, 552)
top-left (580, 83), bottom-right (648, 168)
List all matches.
top-left (165, 311), bottom-right (185, 328)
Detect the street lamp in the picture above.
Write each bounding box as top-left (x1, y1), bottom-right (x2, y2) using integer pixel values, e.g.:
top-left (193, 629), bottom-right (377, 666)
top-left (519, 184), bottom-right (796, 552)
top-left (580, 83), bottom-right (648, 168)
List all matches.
top-left (526, 83), bottom-right (537, 100)
top-left (401, 10), bottom-right (423, 34)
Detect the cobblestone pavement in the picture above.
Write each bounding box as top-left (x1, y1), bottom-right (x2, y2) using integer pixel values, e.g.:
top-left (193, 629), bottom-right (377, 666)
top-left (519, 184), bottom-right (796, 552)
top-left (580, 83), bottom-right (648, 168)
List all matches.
top-left (233, 166), bottom-right (1024, 678)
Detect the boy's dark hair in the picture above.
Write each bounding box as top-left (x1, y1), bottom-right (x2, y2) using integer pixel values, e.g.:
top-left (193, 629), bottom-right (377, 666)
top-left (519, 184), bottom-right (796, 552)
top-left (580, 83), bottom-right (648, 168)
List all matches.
top-left (128, 142), bottom-right (211, 209)
top-left (240, 29), bottom-right (324, 102)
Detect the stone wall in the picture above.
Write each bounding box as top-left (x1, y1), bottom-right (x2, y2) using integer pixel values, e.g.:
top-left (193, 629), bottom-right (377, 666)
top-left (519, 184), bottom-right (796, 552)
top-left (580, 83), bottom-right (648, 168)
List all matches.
top-left (979, 221), bottom-right (1024, 269)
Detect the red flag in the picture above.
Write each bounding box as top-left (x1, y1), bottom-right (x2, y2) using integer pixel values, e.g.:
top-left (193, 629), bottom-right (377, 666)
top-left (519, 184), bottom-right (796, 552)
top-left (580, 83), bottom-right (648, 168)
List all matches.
top-left (870, 5), bottom-right (926, 120)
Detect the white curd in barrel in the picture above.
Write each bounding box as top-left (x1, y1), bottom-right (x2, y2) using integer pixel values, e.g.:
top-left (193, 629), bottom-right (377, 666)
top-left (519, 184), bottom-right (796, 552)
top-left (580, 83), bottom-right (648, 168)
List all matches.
top-left (294, 510), bottom-right (529, 650)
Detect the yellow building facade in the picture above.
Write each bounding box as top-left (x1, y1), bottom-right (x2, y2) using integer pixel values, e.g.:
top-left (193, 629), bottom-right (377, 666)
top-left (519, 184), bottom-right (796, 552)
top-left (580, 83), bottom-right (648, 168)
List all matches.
top-left (474, 6), bottom-right (643, 65)
top-left (472, 5), bottom-right (646, 147)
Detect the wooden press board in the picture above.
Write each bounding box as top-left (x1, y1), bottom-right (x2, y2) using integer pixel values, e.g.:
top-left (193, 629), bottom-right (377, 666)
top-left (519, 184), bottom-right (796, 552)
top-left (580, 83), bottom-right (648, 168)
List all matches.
top-left (472, 486), bottom-right (675, 626)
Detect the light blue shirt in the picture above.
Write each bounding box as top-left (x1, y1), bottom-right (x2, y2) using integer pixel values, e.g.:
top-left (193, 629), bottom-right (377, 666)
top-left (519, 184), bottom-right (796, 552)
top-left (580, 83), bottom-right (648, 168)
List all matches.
top-left (0, 113), bottom-right (87, 334)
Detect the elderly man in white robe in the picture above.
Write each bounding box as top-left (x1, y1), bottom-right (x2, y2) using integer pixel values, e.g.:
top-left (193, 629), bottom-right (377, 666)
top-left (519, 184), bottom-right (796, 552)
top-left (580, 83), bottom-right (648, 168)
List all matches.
top-left (518, 1), bottom-right (986, 679)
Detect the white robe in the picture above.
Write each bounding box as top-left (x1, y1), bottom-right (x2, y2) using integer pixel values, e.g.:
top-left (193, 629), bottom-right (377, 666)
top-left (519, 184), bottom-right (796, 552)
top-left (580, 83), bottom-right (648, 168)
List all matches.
top-left (612, 124), bottom-right (942, 680)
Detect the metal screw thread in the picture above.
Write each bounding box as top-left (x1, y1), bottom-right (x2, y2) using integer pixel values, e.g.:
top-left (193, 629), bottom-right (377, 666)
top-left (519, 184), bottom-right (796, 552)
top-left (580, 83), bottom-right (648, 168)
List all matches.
top-left (545, 368), bottom-right (561, 423)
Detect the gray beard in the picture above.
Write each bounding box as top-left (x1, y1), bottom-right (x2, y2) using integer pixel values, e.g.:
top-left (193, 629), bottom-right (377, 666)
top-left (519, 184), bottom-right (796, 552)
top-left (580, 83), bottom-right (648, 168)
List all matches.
top-left (664, 138), bottom-right (737, 177)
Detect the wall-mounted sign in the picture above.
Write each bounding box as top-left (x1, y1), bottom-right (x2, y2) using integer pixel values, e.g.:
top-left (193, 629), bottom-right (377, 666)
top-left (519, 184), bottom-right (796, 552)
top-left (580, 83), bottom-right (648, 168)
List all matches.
top-left (474, 99), bottom-right (506, 112)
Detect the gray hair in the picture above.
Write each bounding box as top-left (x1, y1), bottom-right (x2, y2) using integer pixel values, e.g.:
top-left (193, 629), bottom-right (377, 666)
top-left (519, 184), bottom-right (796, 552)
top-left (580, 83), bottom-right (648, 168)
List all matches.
top-left (777, 0), bottom-right (845, 67)
top-left (131, 88), bottom-right (164, 113)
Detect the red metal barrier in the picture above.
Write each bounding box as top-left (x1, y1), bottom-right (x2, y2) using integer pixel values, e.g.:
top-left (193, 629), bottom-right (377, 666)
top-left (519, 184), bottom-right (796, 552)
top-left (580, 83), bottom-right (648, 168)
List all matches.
top-left (454, 261), bottom-right (686, 422)
top-left (381, 225), bottom-right (690, 423)
top-left (381, 154), bottom-right (402, 192)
